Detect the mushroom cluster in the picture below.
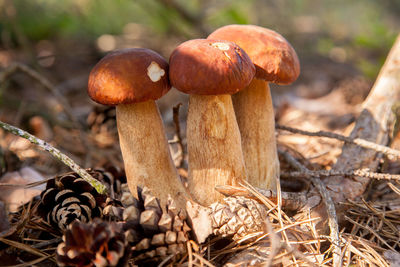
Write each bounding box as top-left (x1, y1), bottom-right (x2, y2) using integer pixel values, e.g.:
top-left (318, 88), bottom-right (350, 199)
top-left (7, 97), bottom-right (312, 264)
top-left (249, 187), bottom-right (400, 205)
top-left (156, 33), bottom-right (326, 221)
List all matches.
top-left (88, 25), bottom-right (299, 209)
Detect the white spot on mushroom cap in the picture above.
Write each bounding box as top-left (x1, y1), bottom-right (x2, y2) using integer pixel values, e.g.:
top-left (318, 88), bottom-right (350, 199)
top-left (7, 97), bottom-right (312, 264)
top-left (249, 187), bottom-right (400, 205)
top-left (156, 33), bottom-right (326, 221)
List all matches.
top-left (210, 42), bottom-right (230, 51)
top-left (147, 61), bottom-right (165, 82)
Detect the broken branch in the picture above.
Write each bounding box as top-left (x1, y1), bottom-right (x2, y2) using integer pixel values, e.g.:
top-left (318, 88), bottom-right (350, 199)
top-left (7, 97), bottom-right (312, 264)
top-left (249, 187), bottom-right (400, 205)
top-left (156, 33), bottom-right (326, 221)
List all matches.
top-left (0, 120), bottom-right (107, 194)
top-left (281, 168), bottom-right (400, 181)
top-left (326, 34), bottom-right (400, 203)
top-left (277, 124), bottom-right (400, 160)
top-left (279, 149), bottom-right (341, 267)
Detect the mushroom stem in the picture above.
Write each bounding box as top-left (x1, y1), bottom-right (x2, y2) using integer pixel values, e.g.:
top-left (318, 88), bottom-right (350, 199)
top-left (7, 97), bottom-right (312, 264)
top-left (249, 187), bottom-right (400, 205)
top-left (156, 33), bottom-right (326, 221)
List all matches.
top-left (187, 94), bottom-right (247, 205)
top-left (232, 78), bottom-right (279, 190)
top-left (116, 101), bottom-right (189, 209)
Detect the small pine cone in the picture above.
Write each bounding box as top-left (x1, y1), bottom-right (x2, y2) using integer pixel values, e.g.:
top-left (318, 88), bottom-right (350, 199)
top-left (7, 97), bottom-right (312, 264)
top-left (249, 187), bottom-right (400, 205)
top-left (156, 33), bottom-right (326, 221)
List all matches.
top-left (57, 219), bottom-right (130, 267)
top-left (87, 105), bottom-right (116, 134)
top-left (96, 167), bottom-right (144, 222)
top-left (210, 196), bottom-right (267, 240)
top-left (103, 197), bottom-right (124, 221)
top-left (36, 170), bottom-right (107, 231)
top-left (123, 187), bottom-right (190, 265)
top-left (89, 166), bottom-right (126, 199)
top-left (87, 166), bottom-right (130, 221)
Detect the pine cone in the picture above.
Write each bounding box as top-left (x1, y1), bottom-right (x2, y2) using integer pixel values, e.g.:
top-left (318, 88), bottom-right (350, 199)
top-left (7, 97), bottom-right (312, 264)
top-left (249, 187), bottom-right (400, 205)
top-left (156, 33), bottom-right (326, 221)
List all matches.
top-left (89, 166), bottom-right (126, 199)
top-left (103, 197), bottom-right (124, 221)
top-left (210, 196), bottom-right (267, 240)
top-left (92, 166), bottom-right (127, 221)
top-left (36, 170), bottom-right (107, 231)
top-left (188, 196), bottom-right (268, 243)
top-left (102, 170), bottom-right (132, 221)
top-left (56, 219), bottom-right (130, 267)
top-left (123, 187), bottom-right (190, 265)
top-left (87, 105), bottom-right (116, 134)
top-left (87, 105), bottom-right (118, 148)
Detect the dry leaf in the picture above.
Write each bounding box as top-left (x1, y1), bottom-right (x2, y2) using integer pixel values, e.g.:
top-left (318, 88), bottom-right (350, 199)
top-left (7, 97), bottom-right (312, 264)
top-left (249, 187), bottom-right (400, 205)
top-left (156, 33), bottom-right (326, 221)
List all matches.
top-left (0, 167), bottom-right (45, 212)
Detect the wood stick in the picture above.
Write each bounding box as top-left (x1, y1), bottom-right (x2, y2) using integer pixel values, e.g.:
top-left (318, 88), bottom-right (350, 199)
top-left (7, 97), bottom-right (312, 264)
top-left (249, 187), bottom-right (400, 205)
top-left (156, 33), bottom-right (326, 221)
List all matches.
top-left (281, 168), bottom-right (400, 181)
top-left (293, 34), bottom-right (400, 264)
top-left (279, 150), bottom-right (342, 267)
top-left (0, 120), bottom-right (107, 194)
top-left (326, 34), bottom-right (400, 203)
top-left (277, 124), bottom-right (400, 160)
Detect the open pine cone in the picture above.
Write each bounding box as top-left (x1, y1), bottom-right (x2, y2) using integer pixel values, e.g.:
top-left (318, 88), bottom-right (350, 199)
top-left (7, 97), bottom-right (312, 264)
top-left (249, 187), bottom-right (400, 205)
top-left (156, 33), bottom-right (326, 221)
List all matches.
top-left (95, 166), bottom-right (127, 221)
top-left (87, 105), bottom-right (116, 134)
top-left (56, 219), bottom-right (130, 267)
top-left (90, 165), bottom-right (127, 198)
top-left (210, 196), bottom-right (268, 240)
top-left (187, 196), bottom-right (269, 243)
top-left (123, 187), bottom-right (190, 265)
top-left (36, 170), bottom-right (108, 230)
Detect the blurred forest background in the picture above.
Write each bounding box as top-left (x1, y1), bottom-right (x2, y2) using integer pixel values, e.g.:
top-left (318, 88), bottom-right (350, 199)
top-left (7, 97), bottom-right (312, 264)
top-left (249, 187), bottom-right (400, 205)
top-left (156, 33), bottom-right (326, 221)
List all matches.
top-left (0, 0), bottom-right (399, 176)
top-left (1, 0), bottom-right (398, 75)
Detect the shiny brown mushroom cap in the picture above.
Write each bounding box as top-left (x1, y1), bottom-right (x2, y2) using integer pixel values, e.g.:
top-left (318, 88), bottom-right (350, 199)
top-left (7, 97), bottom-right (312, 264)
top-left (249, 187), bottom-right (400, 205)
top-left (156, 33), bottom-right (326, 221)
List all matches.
top-left (208, 24), bottom-right (300, 84)
top-left (88, 48), bottom-right (170, 105)
top-left (169, 39), bottom-right (255, 95)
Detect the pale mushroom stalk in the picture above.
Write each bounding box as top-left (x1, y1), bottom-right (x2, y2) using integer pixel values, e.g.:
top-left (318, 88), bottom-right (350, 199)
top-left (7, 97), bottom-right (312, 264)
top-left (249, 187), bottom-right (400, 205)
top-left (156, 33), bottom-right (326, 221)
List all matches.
top-left (231, 78), bottom-right (279, 189)
top-left (209, 25), bottom-right (300, 190)
top-left (116, 102), bottom-right (188, 208)
top-left (88, 48), bottom-right (190, 210)
top-left (187, 94), bottom-right (246, 205)
top-left (169, 39), bottom-right (255, 206)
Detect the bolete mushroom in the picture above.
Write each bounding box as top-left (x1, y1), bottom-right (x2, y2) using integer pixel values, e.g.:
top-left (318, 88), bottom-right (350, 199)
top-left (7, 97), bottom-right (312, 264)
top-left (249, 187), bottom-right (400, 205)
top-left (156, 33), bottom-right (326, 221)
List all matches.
top-left (169, 39), bottom-right (255, 205)
top-left (208, 25), bottom-right (300, 190)
top-left (88, 48), bottom-right (190, 209)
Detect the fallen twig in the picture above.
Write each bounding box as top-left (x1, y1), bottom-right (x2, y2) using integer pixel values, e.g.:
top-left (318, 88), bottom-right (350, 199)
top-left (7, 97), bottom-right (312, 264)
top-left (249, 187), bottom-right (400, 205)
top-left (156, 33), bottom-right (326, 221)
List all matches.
top-left (344, 215), bottom-right (396, 252)
top-left (30, 237), bottom-right (62, 249)
top-left (279, 150), bottom-right (342, 267)
top-left (0, 62), bottom-right (96, 167)
top-left (0, 120), bottom-right (107, 194)
top-left (0, 237), bottom-right (50, 258)
top-left (326, 34), bottom-right (400, 203)
top-left (281, 168), bottom-right (400, 181)
top-left (0, 176), bottom-right (55, 188)
top-left (264, 220), bottom-right (280, 266)
top-left (277, 124), bottom-right (400, 160)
